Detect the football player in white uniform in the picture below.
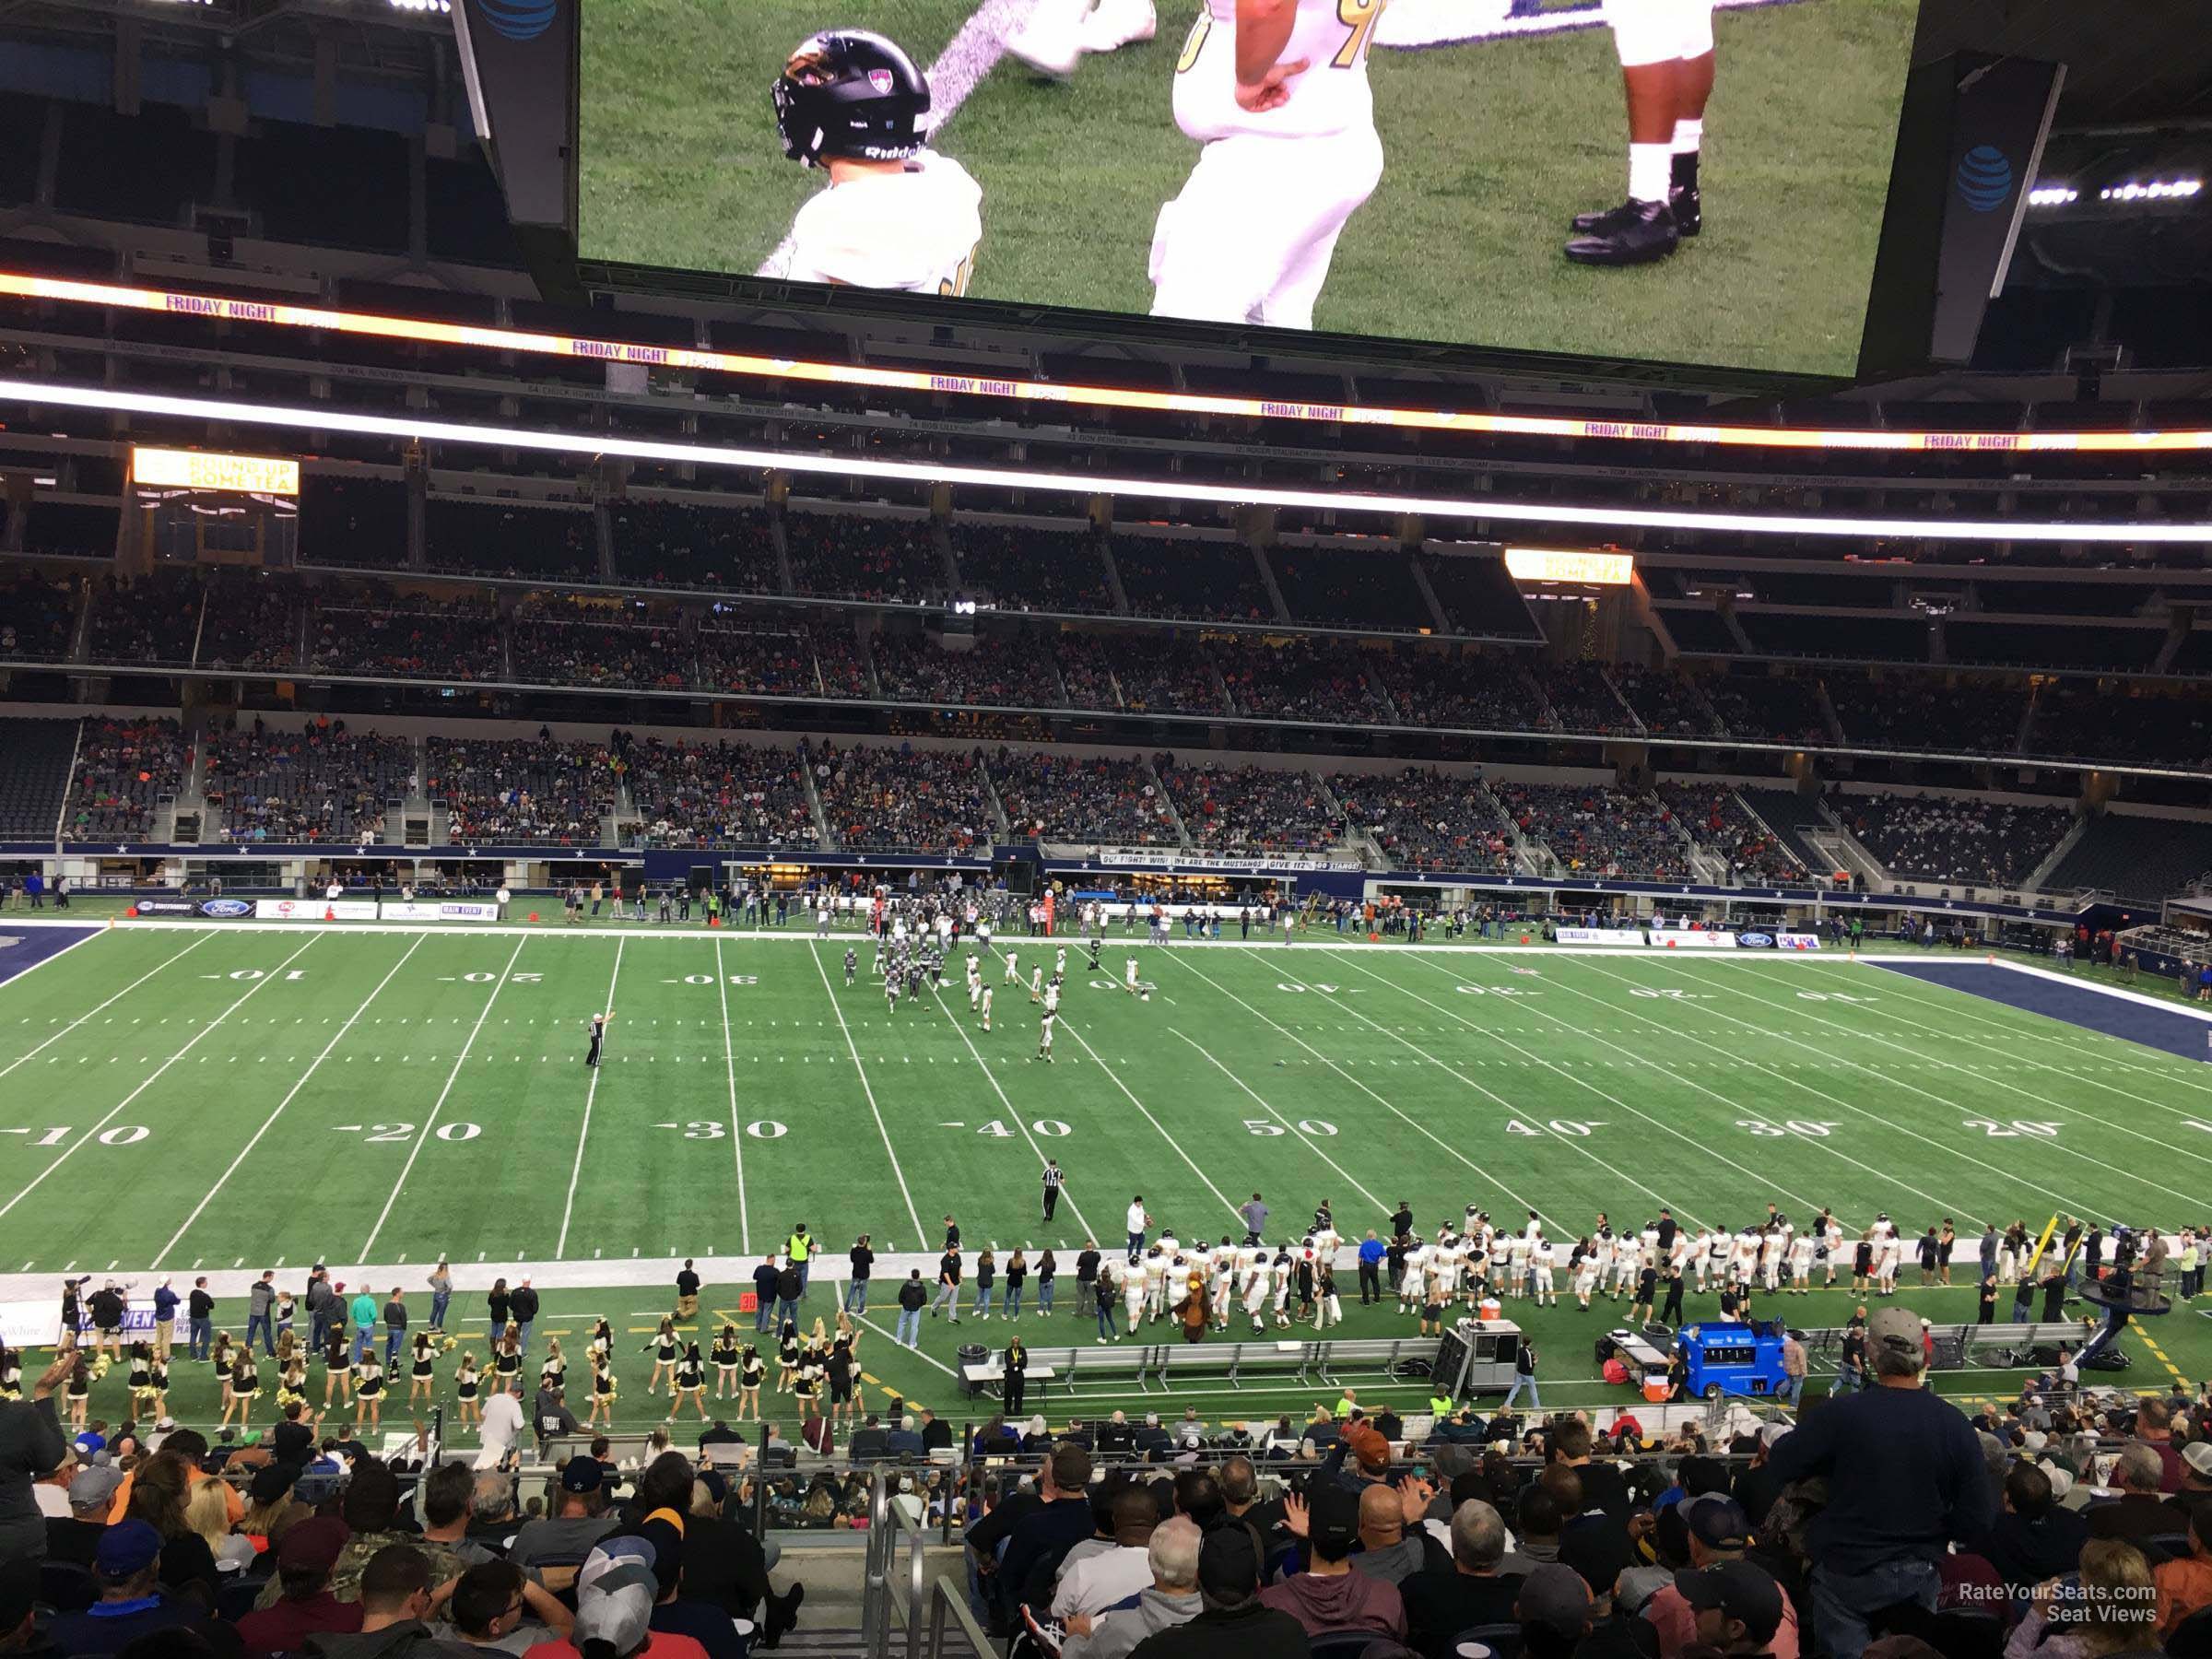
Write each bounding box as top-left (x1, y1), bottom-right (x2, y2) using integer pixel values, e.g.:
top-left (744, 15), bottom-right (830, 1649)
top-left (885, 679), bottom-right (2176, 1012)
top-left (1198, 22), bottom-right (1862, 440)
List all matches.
top-left (1565, 0), bottom-right (1716, 265)
top-left (774, 30), bottom-right (984, 296)
top-left (1149, 0), bottom-right (1386, 330)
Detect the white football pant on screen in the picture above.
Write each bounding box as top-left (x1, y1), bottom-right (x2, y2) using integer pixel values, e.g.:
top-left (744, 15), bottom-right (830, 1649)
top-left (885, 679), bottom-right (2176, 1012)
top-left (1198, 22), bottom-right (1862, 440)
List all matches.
top-left (1007, 0), bottom-right (1157, 79)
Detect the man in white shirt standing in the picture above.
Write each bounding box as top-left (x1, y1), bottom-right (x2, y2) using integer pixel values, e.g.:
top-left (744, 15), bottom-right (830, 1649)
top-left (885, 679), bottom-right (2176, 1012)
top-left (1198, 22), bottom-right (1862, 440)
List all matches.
top-left (1126, 1195), bottom-right (1152, 1260)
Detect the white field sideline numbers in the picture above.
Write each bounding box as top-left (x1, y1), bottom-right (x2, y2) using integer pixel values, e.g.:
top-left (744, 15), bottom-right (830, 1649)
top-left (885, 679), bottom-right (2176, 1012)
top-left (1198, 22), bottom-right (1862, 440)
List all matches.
top-left (662, 1121), bottom-right (784, 1139)
top-left (338, 1123), bottom-right (482, 1142)
top-left (1455, 985), bottom-right (1536, 996)
top-left (1738, 1119), bottom-right (1839, 1138)
top-left (677, 974), bottom-right (759, 986)
top-left (1965, 1118), bottom-right (2062, 1137)
top-left (1630, 987), bottom-right (1701, 999)
top-left (1507, 1119), bottom-right (1602, 1137)
top-left (1795, 991), bottom-right (1873, 1003)
top-left (1246, 1118), bottom-right (1339, 1136)
top-left (227, 969), bottom-right (310, 981)
top-left (453, 972), bottom-right (542, 982)
top-left (977, 1119), bottom-right (1071, 1137)
top-left (1, 1125), bottom-right (148, 1146)
top-left (1276, 982), bottom-right (1358, 994)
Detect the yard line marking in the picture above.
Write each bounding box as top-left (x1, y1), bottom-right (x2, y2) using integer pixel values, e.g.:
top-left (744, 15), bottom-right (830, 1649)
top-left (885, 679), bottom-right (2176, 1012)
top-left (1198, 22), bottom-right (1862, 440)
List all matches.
top-left (155, 935), bottom-right (428, 1266)
top-left (808, 944), bottom-right (925, 1248)
top-left (853, 1311), bottom-right (959, 1378)
top-left (713, 936), bottom-right (750, 1255)
top-left (756, 0), bottom-right (1029, 278)
top-left (971, 944), bottom-right (1235, 1230)
top-left (0, 935), bottom-right (210, 1081)
top-left (1167, 1028), bottom-right (1389, 1215)
top-left (0, 936), bottom-right (319, 1226)
top-left (923, 971), bottom-right (1108, 1240)
top-left (1160, 952), bottom-right (1555, 1227)
top-left (1319, 953), bottom-right (1773, 1230)
top-left (1612, 956), bottom-right (2205, 1218)
top-left (556, 938), bottom-right (627, 1260)
top-left (1382, 951), bottom-right (1963, 1230)
top-left (359, 936), bottom-right (531, 1261)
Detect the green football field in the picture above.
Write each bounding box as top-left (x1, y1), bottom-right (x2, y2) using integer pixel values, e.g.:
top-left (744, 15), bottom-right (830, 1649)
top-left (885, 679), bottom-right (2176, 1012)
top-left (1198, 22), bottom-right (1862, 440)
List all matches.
top-left (578, 0), bottom-right (1915, 374)
top-left (4, 920), bottom-right (2211, 1439)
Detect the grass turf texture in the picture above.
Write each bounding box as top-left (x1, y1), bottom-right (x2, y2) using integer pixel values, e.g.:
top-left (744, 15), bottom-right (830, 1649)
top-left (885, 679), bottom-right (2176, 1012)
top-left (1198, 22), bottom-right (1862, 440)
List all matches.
top-left (4, 924), bottom-right (2212, 1438)
top-left (577, 0), bottom-right (1913, 375)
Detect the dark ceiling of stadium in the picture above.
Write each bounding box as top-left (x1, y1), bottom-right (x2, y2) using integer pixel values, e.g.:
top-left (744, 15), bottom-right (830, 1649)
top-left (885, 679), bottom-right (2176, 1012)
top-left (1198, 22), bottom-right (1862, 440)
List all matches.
top-left (1916, 0), bottom-right (2212, 129)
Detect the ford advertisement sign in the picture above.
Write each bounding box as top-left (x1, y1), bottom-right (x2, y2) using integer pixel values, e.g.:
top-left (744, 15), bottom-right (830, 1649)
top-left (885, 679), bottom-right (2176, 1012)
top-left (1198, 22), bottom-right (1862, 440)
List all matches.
top-left (200, 899), bottom-right (253, 918)
top-left (1736, 931), bottom-right (1777, 948)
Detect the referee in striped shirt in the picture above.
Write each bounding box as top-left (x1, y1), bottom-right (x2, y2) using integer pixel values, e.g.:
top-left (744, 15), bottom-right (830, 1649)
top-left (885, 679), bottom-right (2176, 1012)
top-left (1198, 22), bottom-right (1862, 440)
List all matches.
top-left (1041, 1159), bottom-right (1065, 1222)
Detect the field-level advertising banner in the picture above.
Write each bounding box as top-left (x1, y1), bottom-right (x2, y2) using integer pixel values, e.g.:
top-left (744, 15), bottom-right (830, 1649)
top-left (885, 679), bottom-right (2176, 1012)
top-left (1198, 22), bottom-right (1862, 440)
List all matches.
top-left (253, 899), bottom-right (380, 922)
top-left (1645, 930), bottom-right (1738, 948)
top-left (1554, 926), bottom-right (1646, 947)
top-left (0, 1300), bottom-right (183, 1350)
top-left (577, 0), bottom-right (1920, 376)
top-left (1775, 933), bottom-right (1821, 950)
top-left (380, 900), bottom-right (504, 922)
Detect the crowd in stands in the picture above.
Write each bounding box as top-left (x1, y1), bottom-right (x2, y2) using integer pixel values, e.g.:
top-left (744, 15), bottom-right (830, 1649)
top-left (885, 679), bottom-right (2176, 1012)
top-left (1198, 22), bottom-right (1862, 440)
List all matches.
top-left (195, 578), bottom-right (300, 675)
top-left (1332, 769), bottom-right (1516, 871)
top-left (1112, 536), bottom-right (1274, 623)
top-left (65, 717), bottom-right (187, 841)
top-left (204, 721), bottom-right (411, 843)
top-left (2031, 687), bottom-right (2212, 772)
top-left (870, 632), bottom-right (1059, 708)
top-left (1051, 632), bottom-right (1134, 711)
top-left (990, 748), bottom-right (1181, 844)
top-left (1539, 665), bottom-right (1638, 735)
top-left (692, 628), bottom-right (827, 699)
top-left (310, 594), bottom-right (500, 683)
top-left (1162, 759), bottom-right (1343, 852)
top-left (300, 475), bottom-right (408, 569)
top-left (1657, 783), bottom-right (1806, 884)
top-left (610, 498), bottom-right (782, 594)
top-left (1703, 674), bottom-right (1834, 746)
top-left (1370, 651), bottom-right (1547, 731)
top-left (1271, 545), bottom-right (1429, 632)
top-left (1218, 638), bottom-right (1388, 725)
top-left (783, 512), bottom-right (943, 605)
top-left (952, 522), bottom-right (1114, 615)
top-left (1843, 792), bottom-right (2078, 888)
top-left (624, 736), bottom-right (818, 850)
top-left (1611, 666), bottom-right (1725, 739)
top-left (86, 570), bottom-right (204, 666)
top-left (510, 598), bottom-right (688, 690)
top-left (1497, 782), bottom-right (1690, 879)
top-left (1830, 677), bottom-right (2027, 757)
top-left (0, 568), bottom-right (78, 661)
top-left (426, 735), bottom-right (621, 844)
top-left (424, 499), bottom-right (597, 582)
top-left (1088, 635), bottom-right (1227, 716)
top-left (813, 741), bottom-right (994, 853)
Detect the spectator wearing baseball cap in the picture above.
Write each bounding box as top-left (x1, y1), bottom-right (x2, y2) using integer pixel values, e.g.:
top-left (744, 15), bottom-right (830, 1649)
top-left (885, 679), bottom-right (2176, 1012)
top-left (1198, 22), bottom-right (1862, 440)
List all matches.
top-left (1260, 1483), bottom-right (1406, 1641)
top-left (45, 1461), bottom-right (124, 1568)
top-left (1675, 1559), bottom-right (1785, 1657)
top-left (1120, 1523), bottom-right (1306, 1659)
top-left (1766, 1305), bottom-right (1987, 1659)
top-left (509, 1457), bottom-right (619, 1583)
top-left (1641, 1496), bottom-right (1799, 1659)
top-left (521, 1536), bottom-right (708, 1659)
top-left (2169, 1439), bottom-right (2212, 1531)
top-left (234, 1516), bottom-right (365, 1656)
top-left (47, 1518), bottom-right (241, 1658)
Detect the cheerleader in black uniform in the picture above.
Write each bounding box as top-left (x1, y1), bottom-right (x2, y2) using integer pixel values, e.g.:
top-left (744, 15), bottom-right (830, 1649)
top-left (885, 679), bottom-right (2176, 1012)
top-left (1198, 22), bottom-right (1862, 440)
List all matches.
top-left (711, 1326), bottom-right (741, 1398)
top-left (587, 1356), bottom-right (617, 1429)
top-left (454, 1355), bottom-right (482, 1429)
top-left (736, 1344), bottom-right (764, 1422)
top-left (352, 1352), bottom-right (384, 1431)
top-left (666, 1343), bottom-right (708, 1423)
top-left (791, 1342), bottom-right (822, 1423)
top-left (65, 1349), bottom-right (90, 1430)
top-left (149, 1352), bottom-right (172, 1420)
top-left (588, 1318), bottom-right (613, 1366)
top-left (0, 1343), bottom-right (20, 1404)
top-left (492, 1330), bottom-right (522, 1395)
top-left (774, 1321), bottom-right (800, 1394)
top-left (226, 1352), bottom-right (261, 1430)
top-left (827, 1334), bottom-right (861, 1429)
top-left (540, 1339), bottom-right (567, 1400)
top-left (127, 1342), bottom-right (157, 1420)
top-left (276, 1356), bottom-right (304, 1423)
top-left (643, 1319), bottom-right (678, 1394)
top-left (322, 1324), bottom-right (352, 1406)
top-left (408, 1334), bottom-right (437, 1406)
top-left (211, 1330), bottom-right (235, 1383)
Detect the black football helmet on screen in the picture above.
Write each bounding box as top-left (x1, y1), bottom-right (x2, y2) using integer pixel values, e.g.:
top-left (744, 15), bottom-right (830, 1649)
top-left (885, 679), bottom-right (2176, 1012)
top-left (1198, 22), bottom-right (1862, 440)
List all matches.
top-left (772, 29), bottom-right (932, 168)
